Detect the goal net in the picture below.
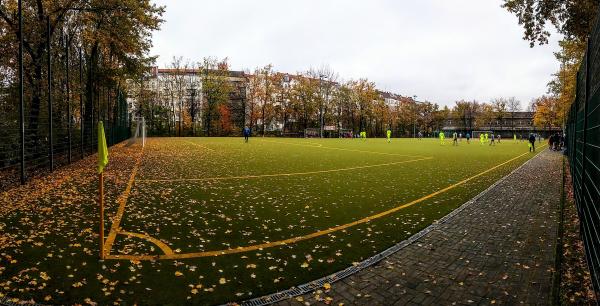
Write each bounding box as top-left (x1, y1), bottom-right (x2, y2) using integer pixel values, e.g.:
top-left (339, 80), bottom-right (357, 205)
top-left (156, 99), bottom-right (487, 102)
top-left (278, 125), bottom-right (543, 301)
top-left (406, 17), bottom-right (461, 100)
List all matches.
top-left (339, 129), bottom-right (353, 138)
top-left (472, 131), bottom-right (492, 139)
top-left (130, 117), bottom-right (146, 147)
top-left (304, 128), bottom-right (320, 138)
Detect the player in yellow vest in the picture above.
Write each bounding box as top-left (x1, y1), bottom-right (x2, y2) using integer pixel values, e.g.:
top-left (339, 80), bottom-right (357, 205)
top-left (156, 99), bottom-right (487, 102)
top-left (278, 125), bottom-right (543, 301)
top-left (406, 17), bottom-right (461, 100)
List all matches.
top-left (387, 129), bottom-right (392, 143)
top-left (439, 131), bottom-right (445, 145)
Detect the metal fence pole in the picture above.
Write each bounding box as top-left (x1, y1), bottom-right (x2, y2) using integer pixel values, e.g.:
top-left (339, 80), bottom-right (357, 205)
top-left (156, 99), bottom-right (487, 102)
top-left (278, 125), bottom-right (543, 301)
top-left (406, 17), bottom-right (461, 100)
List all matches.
top-left (90, 62), bottom-right (94, 155)
top-left (18, 0), bottom-right (25, 184)
top-left (66, 34), bottom-right (71, 163)
top-left (47, 16), bottom-right (54, 172)
top-left (79, 47), bottom-right (84, 159)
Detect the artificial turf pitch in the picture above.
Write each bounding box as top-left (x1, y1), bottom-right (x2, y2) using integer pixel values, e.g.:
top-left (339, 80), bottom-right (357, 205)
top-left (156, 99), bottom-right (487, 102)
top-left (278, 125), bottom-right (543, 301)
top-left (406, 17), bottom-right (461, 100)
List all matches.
top-left (0, 137), bottom-right (542, 305)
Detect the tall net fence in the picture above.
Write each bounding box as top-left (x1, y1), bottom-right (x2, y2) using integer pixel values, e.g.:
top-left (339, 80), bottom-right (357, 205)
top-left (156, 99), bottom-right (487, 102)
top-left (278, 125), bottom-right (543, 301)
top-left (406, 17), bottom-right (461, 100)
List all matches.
top-left (566, 10), bottom-right (600, 296)
top-left (0, 41), bottom-right (131, 192)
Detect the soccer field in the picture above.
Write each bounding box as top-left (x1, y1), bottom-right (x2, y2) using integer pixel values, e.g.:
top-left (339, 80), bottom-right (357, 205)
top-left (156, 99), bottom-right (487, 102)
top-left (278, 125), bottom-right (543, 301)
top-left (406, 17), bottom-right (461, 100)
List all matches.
top-left (0, 137), bottom-right (543, 305)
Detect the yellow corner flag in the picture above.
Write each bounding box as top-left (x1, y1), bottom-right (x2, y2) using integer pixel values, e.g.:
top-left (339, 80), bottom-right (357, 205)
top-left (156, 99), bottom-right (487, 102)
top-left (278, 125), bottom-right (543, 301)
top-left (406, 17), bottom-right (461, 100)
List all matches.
top-left (98, 121), bottom-right (109, 173)
top-left (97, 121), bottom-right (108, 259)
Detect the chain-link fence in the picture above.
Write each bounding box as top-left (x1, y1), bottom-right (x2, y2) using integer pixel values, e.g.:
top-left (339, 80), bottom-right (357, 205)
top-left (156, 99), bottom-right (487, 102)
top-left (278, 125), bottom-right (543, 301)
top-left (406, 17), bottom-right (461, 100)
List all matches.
top-left (566, 10), bottom-right (600, 297)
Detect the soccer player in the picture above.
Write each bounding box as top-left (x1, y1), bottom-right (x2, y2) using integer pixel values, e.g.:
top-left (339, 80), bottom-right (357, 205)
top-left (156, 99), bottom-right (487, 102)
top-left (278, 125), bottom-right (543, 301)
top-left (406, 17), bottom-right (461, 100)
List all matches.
top-left (466, 132), bottom-right (471, 144)
top-left (243, 126), bottom-right (251, 143)
top-left (497, 134), bottom-right (501, 143)
top-left (418, 131), bottom-right (423, 140)
top-left (489, 132), bottom-right (495, 146)
top-left (529, 133), bottom-right (536, 152)
top-left (514, 134), bottom-right (517, 142)
top-left (453, 132), bottom-right (458, 146)
top-left (480, 133), bottom-right (485, 145)
top-left (387, 129), bottom-right (392, 143)
top-left (484, 133), bottom-right (489, 143)
top-left (439, 131), bottom-right (445, 145)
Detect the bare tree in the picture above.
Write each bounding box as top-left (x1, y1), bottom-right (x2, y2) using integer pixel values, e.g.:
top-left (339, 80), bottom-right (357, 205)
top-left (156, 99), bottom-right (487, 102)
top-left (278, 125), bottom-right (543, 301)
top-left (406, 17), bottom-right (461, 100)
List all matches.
top-left (491, 98), bottom-right (508, 133)
top-left (507, 97), bottom-right (521, 134)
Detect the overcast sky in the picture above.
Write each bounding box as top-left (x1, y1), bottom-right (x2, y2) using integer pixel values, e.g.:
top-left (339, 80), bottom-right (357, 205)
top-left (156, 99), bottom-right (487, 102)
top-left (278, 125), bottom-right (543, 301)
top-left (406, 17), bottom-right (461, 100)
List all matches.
top-left (149, 0), bottom-right (561, 108)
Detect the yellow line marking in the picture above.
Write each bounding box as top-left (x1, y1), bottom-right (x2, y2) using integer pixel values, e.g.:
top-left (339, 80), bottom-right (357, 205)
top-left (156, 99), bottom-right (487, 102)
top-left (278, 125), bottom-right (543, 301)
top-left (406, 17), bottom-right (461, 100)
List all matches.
top-left (119, 231), bottom-right (174, 255)
top-left (105, 254), bottom-right (158, 261)
top-left (106, 146), bottom-right (544, 261)
top-left (260, 139), bottom-right (426, 158)
top-left (137, 157), bottom-right (433, 183)
top-left (103, 147), bottom-right (145, 257)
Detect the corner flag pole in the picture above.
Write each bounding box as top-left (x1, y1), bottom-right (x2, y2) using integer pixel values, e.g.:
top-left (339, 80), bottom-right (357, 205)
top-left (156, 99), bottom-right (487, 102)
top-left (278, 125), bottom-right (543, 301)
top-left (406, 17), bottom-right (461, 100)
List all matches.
top-left (98, 121), bottom-right (109, 259)
top-left (99, 167), bottom-right (104, 259)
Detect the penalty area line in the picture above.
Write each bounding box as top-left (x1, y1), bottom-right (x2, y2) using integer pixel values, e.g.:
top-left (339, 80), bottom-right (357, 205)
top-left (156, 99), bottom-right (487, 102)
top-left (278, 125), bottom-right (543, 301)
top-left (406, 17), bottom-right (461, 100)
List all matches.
top-left (137, 157), bottom-right (434, 183)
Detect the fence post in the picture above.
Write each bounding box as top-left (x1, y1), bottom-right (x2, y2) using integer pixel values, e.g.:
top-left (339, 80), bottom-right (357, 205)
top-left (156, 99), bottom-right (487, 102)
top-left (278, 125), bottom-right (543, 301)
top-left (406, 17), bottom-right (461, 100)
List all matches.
top-left (47, 16), bottom-right (54, 172)
top-left (79, 47), bottom-right (84, 159)
top-left (90, 63), bottom-right (94, 155)
top-left (18, 0), bottom-right (25, 185)
top-left (66, 34), bottom-right (71, 163)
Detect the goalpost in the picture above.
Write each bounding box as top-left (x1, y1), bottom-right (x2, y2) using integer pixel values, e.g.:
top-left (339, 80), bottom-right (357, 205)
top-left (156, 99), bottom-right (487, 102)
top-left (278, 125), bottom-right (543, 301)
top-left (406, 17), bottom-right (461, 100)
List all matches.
top-left (472, 131), bottom-right (492, 139)
top-left (304, 128), bottom-right (320, 138)
top-left (131, 117), bottom-right (146, 147)
top-left (339, 129), bottom-right (353, 138)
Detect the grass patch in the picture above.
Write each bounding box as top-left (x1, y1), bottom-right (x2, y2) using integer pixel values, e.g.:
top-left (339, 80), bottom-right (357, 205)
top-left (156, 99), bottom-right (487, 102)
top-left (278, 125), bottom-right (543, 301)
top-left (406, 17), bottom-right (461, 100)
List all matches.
top-left (0, 137), bottom-right (538, 305)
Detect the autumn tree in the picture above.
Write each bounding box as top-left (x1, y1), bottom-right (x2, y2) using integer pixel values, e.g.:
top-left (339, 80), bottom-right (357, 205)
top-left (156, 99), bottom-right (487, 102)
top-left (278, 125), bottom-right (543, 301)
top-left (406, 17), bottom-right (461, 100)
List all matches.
top-left (187, 62), bottom-right (201, 136)
top-left (0, 0), bottom-right (163, 143)
top-left (331, 82), bottom-right (353, 134)
top-left (503, 0), bottom-right (598, 127)
top-left (532, 95), bottom-right (561, 132)
top-left (491, 98), bottom-right (508, 132)
top-left (289, 72), bottom-right (318, 131)
top-left (200, 57), bottom-right (232, 136)
top-left (502, 0), bottom-right (598, 47)
top-left (167, 56), bottom-right (190, 136)
top-left (476, 103), bottom-right (495, 131)
top-left (256, 64), bottom-right (275, 136)
top-left (245, 70), bottom-right (262, 131)
top-left (350, 79), bottom-right (378, 133)
top-left (308, 66), bottom-right (338, 137)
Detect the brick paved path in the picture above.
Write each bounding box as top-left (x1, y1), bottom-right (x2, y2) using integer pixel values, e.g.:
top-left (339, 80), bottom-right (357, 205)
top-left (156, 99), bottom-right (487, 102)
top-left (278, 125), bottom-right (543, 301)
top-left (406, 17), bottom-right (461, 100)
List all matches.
top-left (273, 150), bottom-right (562, 306)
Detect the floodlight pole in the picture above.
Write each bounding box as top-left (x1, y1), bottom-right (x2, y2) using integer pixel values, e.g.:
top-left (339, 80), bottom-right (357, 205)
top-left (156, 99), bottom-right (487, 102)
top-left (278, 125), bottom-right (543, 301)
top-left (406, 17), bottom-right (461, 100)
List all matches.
top-left (18, 0), bottom-right (25, 184)
top-left (99, 170), bottom-right (104, 259)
